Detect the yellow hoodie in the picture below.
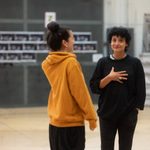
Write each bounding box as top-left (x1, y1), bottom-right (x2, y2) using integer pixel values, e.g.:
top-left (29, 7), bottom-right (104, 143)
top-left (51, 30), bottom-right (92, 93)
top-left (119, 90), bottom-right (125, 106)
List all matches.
top-left (41, 52), bottom-right (97, 128)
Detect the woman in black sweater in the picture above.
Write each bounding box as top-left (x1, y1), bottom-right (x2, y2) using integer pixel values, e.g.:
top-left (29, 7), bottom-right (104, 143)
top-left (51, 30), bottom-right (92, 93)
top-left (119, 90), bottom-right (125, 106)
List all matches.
top-left (90, 27), bottom-right (146, 150)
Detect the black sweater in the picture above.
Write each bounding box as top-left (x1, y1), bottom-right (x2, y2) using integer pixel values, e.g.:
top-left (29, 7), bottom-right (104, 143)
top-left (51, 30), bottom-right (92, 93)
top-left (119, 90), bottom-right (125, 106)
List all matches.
top-left (90, 55), bottom-right (146, 120)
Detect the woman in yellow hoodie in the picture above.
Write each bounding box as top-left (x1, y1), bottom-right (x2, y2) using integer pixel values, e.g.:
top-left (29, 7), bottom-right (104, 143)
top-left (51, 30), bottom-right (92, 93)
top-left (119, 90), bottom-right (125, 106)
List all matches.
top-left (41, 21), bottom-right (97, 150)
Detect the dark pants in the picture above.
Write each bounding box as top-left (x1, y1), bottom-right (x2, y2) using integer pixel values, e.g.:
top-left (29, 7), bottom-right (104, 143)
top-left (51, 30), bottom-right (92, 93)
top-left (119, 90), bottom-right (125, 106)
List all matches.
top-left (49, 125), bottom-right (85, 150)
top-left (99, 109), bottom-right (138, 150)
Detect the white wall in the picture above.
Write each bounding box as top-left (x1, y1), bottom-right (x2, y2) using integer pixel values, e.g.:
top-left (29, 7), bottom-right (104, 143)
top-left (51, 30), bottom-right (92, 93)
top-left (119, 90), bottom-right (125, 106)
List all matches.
top-left (104, 0), bottom-right (150, 56)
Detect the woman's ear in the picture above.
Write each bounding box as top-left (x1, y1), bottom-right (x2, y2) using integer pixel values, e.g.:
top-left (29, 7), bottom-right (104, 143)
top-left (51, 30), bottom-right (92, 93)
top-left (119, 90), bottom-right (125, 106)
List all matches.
top-left (125, 43), bottom-right (128, 48)
top-left (62, 40), bottom-right (68, 48)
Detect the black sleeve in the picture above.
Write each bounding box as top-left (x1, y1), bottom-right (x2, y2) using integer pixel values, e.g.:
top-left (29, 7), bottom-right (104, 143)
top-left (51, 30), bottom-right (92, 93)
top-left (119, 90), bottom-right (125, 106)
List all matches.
top-left (89, 58), bottom-right (104, 95)
top-left (135, 59), bottom-right (146, 110)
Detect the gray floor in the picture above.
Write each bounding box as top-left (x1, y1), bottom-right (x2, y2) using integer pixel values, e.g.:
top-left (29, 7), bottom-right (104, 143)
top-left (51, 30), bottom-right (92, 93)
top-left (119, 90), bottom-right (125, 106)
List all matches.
top-left (0, 106), bottom-right (150, 150)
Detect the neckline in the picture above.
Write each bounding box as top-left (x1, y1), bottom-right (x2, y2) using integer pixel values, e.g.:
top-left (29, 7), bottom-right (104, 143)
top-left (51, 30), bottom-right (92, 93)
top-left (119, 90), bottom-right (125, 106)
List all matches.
top-left (110, 54), bottom-right (128, 61)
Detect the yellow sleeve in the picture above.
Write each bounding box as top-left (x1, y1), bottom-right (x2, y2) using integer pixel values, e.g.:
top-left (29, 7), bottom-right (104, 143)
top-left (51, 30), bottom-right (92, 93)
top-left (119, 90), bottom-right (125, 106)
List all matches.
top-left (68, 60), bottom-right (97, 128)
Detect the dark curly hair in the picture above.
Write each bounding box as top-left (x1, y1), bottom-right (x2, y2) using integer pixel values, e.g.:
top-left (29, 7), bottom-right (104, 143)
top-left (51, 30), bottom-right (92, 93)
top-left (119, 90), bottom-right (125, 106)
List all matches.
top-left (107, 27), bottom-right (131, 51)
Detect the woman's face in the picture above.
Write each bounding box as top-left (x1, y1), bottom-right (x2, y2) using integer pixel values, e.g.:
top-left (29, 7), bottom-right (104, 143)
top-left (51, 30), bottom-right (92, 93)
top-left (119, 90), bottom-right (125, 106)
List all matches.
top-left (110, 35), bottom-right (128, 53)
top-left (66, 30), bottom-right (75, 52)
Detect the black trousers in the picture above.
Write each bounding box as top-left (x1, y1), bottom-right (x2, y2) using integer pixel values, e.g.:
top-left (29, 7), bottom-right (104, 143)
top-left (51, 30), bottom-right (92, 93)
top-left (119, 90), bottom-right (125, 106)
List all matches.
top-left (49, 125), bottom-right (85, 150)
top-left (99, 109), bottom-right (138, 150)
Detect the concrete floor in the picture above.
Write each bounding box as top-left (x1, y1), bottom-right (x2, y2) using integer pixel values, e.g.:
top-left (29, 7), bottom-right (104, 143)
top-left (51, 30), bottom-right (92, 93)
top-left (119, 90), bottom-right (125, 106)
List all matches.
top-left (0, 106), bottom-right (150, 150)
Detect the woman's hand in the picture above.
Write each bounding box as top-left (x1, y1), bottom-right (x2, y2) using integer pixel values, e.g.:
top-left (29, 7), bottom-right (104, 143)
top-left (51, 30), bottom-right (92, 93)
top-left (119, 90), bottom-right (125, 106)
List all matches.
top-left (89, 120), bottom-right (97, 131)
top-left (99, 67), bottom-right (128, 88)
top-left (108, 67), bottom-right (128, 83)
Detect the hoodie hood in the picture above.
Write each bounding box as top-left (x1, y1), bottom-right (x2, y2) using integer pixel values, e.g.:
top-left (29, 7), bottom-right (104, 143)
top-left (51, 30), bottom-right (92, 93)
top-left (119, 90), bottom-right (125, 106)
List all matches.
top-left (45, 52), bottom-right (76, 65)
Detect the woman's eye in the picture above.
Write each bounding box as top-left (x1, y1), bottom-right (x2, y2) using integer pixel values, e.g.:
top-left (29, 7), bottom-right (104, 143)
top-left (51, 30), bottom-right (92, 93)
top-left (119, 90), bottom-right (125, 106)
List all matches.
top-left (112, 39), bottom-right (117, 42)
